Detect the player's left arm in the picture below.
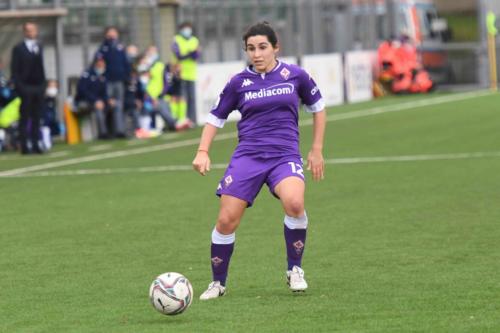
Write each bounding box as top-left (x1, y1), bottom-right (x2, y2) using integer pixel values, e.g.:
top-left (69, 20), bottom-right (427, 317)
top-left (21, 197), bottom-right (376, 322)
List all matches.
top-left (297, 67), bottom-right (326, 181)
top-left (307, 109), bottom-right (326, 181)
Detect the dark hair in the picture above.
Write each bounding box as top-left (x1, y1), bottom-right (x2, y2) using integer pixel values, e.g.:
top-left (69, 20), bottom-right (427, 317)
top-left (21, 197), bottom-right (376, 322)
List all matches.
top-left (104, 26), bottom-right (118, 35)
top-left (179, 21), bottom-right (193, 30)
top-left (243, 21), bottom-right (278, 48)
top-left (23, 21), bottom-right (37, 30)
top-left (93, 56), bottom-right (106, 67)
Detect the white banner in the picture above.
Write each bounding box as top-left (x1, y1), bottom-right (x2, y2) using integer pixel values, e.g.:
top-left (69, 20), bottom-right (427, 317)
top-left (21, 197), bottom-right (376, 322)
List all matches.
top-left (279, 56), bottom-right (297, 65)
top-left (301, 53), bottom-right (344, 106)
top-left (195, 61), bottom-right (245, 126)
top-left (344, 51), bottom-right (374, 103)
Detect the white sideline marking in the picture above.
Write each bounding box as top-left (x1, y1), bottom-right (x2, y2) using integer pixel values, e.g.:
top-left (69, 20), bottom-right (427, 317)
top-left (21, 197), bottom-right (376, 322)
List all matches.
top-left (4, 151), bottom-right (500, 178)
top-left (300, 90), bottom-right (494, 125)
top-left (0, 90), bottom-right (494, 178)
top-left (325, 151), bottom-right (500, 164)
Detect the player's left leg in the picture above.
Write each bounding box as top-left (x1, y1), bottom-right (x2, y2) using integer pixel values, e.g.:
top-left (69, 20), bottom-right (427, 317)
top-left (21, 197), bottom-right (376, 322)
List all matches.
top-left (274, 177), bottom-right (309, 291)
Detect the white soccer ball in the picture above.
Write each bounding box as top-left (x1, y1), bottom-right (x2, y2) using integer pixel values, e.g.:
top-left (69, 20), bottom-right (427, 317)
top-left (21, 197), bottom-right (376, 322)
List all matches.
top-left (149, 272), bottom-right (194, 315)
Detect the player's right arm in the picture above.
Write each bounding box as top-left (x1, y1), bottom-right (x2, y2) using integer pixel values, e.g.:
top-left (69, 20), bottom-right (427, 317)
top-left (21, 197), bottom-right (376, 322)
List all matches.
top-left (192, 123), bottom-right (218, 176)
top-left (192, 75), bottom-right (239, 176)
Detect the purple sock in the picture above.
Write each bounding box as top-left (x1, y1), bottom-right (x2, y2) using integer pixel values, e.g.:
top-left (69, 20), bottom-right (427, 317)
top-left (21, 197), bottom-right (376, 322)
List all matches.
top-left (284, 214), bottom-right (308, 271)
top-left (211, 243), bottom-right (234, 286)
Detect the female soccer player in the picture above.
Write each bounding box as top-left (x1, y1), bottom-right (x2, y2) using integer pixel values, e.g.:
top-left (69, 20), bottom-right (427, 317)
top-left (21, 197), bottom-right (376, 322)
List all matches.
top-left (192, 22), bottom-right (326, 300)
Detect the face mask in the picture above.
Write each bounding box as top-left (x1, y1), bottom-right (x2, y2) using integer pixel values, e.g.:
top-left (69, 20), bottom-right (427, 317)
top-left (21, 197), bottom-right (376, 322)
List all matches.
top-left (46, 87), bottom-right (58, 97)
top-left (127, 53), bottom-right (138, 61)
top-left (180, 27), bottom-right (192, 38)
top-left (149, 53), bottom-right (159, 64)
top-left (137, 63), bottom-right (148, 72)
top-left (1, 87), bottom-right (10, 99)
top-left (95, 68), bottom-right (105, 76)
top-left (139, 76), bottom-right (149, 86)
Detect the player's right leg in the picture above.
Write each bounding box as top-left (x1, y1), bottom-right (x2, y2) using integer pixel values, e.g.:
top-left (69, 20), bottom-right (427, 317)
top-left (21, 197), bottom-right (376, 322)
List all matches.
top-left (200, 195), bottom-right (247, 300)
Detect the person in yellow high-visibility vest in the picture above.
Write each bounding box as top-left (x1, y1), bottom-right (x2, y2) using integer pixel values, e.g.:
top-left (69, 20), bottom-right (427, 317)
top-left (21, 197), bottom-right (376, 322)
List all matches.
top-left (140, 46), bottom-right (193, 134)
top-left (171, 22), bottom-right (200, 124)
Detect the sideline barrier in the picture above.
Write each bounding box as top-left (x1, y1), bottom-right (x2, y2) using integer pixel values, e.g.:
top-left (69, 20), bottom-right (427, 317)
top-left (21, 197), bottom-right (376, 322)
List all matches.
top-left (195, 61), bottom-right (245, 126)
top-left (344, 51), bottom-right (374, 103)
top-left (64, 101), bottom-right (80, 145)
top-left (195, 52), bottom-right (375, 126)
top-left (302, 53), bottom-right (344, 107)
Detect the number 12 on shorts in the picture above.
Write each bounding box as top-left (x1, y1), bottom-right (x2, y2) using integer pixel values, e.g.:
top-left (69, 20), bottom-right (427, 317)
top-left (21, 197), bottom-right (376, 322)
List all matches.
top-left (288, 162), bottom-right (304, 178)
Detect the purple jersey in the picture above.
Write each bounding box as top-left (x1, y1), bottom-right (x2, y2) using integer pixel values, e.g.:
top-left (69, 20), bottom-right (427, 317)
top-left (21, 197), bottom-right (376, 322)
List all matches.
top-left (207, 61), bottom-right (325, 156)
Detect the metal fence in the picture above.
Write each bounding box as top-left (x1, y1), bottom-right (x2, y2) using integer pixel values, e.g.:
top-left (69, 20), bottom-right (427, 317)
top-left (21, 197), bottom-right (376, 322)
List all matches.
top-left (176, 0), bottom-right (498, 88)
top-left (0, 0), bottom-right (499, 90)
top-left (178, 0), bottom-right (360, 63)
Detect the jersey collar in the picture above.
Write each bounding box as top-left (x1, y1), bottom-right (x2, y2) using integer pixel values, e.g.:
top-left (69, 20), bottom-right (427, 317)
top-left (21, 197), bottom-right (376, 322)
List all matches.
top-left (245, 60), bottom-right (282, 77)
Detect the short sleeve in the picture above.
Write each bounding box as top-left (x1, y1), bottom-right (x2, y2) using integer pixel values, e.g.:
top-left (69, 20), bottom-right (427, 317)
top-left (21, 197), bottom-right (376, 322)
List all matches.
top-left (297, 69), bottom-right (325, 113)
top-left (207, 78), bottom-right (239, 128)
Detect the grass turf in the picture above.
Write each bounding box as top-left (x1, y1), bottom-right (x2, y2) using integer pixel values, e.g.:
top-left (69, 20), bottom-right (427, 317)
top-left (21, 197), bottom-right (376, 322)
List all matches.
top-left (1, 91), bottom-right (499, 332)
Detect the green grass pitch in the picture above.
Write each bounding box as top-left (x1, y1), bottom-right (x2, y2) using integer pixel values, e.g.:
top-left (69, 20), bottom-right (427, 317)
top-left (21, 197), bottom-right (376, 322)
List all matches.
top-left (1, 91), bottom-right (499, 332)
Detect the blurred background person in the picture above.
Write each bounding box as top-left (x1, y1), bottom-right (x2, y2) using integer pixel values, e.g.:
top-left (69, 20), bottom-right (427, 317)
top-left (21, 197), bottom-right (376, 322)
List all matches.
top-left (171, 21), bottom-right (200, 125)
top-left (74, 57), bottom-right (110, 139)
top-left (10, 22), bottom-right (46, 154)
top-left (166, 63), bottom-right (187, 123)
top-left (95, 26), bottom-right (129, 138)
top-left (138, 49), bottom-right (192, 134)
top-left (40, 79), bottom-right (61, 150)
top-left (0, 58), bottom-right (19, 152)
top-left (123, 44), bottom-right (141, 136)
top-left (125, 44), bottom-right (139, 66)
top-left (0, 57), bottom-right (16, 112)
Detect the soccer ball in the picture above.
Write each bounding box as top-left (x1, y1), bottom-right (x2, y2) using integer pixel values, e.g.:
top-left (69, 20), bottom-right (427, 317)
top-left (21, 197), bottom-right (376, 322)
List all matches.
top-left (149, 272), bottom-right (194, 315)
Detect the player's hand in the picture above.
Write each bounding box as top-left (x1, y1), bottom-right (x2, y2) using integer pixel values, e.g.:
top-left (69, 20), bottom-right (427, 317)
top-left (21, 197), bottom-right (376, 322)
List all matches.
top-left (192, 151), bottom-right (211, 176)
top-left (307, 149), bottom-right (324, 181)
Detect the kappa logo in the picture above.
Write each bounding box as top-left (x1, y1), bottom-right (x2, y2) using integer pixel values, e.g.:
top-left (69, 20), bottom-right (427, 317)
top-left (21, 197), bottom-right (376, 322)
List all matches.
top-left (241, 78), bottom-right (254, 87)
top-left (280, 67), bottom-right (290, 80)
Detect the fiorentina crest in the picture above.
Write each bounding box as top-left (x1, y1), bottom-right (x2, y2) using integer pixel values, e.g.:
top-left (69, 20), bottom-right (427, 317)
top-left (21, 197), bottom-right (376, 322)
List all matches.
top-left (211, 256), bottom-right (223, 267)
top-left (293, 240), bottom-right (304, 255)
top-left (280, 67), bottom-right (290, 80)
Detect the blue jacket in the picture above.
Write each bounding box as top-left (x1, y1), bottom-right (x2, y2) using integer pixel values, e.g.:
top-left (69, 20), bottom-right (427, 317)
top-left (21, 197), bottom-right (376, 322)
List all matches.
top-left (75, 68), bottom-right (108, 104)
top-left (124, 74), bottom-right (145, 110)
top-left (0, 73), bottom-right (16, 107)
top-left (42, 96), bottom-right (61, 136)
top-left (95, 39), bottom-right (130, 82)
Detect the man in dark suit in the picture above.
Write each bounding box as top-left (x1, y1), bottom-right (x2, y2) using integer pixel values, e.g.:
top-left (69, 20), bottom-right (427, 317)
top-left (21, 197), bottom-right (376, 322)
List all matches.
top-left (11, 22), bottom-right (46, 154)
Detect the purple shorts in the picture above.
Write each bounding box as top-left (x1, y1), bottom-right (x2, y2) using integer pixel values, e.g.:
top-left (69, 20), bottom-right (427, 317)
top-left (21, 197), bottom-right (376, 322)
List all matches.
top-left (216, 153), bottom-right (305, 207)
